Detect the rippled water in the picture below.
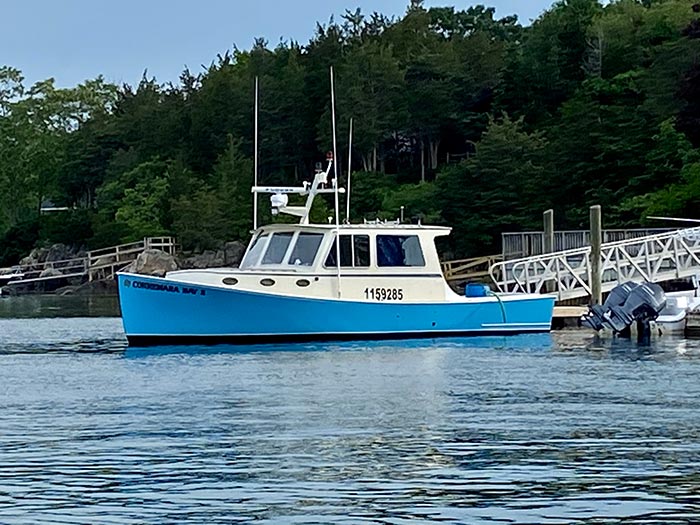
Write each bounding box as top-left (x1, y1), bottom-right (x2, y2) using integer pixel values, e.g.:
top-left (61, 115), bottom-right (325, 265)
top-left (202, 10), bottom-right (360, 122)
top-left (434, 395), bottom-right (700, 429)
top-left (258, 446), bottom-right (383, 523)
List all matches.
top-left (1, 299), bottom-right (700, 523)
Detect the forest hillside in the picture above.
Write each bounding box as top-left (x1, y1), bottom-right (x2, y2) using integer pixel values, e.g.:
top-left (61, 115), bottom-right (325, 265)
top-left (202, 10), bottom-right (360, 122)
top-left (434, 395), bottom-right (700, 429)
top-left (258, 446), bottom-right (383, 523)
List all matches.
top-left (1, 0), bottom-right (700, 264)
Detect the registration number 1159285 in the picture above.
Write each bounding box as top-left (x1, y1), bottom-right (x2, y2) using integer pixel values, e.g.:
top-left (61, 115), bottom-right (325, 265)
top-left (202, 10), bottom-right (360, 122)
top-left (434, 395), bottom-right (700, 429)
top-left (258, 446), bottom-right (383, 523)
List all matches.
top-left (364, 287), bottom-right (404, 301)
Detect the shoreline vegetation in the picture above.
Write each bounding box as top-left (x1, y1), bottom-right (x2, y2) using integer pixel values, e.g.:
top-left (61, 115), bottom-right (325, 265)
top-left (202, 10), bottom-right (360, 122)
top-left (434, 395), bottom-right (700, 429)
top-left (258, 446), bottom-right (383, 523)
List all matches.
top-left (1, 0), bottom-right (700, 268)
top-left (0, 241), bottom-right (245, 296)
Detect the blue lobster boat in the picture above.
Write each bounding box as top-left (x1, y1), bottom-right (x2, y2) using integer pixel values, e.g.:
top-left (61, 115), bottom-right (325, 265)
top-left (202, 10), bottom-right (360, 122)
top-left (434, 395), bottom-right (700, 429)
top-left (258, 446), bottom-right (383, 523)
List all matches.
top-left (118, 159), bottom-right (554, 346)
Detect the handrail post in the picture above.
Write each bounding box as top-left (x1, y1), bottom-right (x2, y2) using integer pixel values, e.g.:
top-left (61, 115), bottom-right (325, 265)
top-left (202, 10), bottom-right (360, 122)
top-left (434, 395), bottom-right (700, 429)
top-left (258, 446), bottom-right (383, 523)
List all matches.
top-left (590, 205), bottom-right (603, 305)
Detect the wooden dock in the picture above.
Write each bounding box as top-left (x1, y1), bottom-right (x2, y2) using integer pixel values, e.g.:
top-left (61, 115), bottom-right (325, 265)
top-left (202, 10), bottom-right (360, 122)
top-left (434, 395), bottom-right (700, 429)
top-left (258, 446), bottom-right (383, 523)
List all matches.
top-left (553, 306), bottom-right (587, 319)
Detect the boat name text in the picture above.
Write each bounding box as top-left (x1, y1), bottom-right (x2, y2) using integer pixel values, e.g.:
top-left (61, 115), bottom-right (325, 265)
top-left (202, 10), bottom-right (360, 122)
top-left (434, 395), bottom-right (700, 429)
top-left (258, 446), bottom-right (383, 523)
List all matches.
top-left (130, 280), bottom-right (206, 296)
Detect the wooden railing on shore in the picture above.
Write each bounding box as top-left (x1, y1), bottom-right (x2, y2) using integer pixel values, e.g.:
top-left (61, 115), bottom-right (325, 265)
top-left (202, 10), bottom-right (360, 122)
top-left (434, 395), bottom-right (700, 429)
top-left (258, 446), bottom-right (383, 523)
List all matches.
top-left (2, 256), bottom-right (89, 283)
top-left (0, 237), bottom-right (177, 288)
top-left (87, 237), bottom-right (177, 281)
top-left (441, 255), bottom-right (503, 283)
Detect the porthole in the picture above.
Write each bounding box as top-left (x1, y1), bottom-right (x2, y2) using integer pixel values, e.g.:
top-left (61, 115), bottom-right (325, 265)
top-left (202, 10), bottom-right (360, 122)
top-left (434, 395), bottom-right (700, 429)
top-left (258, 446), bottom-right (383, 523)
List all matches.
top-left (296, 279), bottom-right (311, 288)
top-left (222, 277), bottom-right (238, 286)
top-left (260, 278), bottom-right (276, 287)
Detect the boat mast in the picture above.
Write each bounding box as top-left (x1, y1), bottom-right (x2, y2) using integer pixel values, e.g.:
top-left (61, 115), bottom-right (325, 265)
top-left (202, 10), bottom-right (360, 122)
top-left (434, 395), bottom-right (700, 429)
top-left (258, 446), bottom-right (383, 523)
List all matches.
top-left (346, 117), bottom-right (353, 223)
top-left (330, 66), bottom-right (342, 299)
top-left (253, 76), bottom-right (259, 230)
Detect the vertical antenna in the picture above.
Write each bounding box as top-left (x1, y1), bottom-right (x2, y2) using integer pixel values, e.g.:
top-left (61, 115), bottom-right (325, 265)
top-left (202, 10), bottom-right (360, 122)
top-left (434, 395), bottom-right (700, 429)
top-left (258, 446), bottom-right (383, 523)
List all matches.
top-left (253, 76), bottom-right (259, 230)
top-left (346, 117), bottom-right (353, 223)
top-left (330, 66), bottom-right (342, 298)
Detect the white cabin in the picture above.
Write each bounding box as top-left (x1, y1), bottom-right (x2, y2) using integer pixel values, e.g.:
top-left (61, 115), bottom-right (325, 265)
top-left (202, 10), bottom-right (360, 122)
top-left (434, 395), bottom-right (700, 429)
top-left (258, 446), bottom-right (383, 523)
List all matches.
top-left (168, 222), bottom-right (462, 303)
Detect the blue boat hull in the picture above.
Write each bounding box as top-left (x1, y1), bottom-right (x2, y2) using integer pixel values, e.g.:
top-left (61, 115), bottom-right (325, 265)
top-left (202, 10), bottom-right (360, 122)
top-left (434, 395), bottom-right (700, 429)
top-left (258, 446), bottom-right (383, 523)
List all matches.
top-left (117, 274), bottom-right (555, 346)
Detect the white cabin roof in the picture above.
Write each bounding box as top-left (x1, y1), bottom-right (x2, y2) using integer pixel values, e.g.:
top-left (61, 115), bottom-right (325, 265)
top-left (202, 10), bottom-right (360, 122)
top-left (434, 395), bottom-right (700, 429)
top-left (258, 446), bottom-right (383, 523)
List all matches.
top-left (256, 223), bottom-right (452, 235)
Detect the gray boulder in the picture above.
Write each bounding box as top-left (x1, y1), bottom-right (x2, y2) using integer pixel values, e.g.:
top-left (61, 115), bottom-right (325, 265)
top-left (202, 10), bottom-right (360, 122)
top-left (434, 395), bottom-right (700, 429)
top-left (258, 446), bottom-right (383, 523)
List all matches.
top-left (180, 249), bottom-right (225, 269)
top-left (40, 267), bottom-right (63, 278)
top-left (91, 255), bottom-right (116, 268)
top-left (224, 241), bottom-right (246, 267)
top-left (45, 243), bottom-right (74, 262)
top-left (20, 247), bottom-right (48, 267)
top-left (123, 249), bottom-right (179, 277)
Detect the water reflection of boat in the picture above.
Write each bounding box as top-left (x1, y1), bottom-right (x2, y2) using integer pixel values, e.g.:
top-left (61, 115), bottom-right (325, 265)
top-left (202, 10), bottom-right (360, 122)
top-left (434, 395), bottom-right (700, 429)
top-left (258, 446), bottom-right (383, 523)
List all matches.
top-left (117, 158), bottom-right (555, 347)
top-left (123, 333), bottom-right (555, 358)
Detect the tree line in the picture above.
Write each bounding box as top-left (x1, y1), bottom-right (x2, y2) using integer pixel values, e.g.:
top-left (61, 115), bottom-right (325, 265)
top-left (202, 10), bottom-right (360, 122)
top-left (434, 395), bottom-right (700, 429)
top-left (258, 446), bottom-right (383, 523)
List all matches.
top-left (1, 0), bottom-right (699, 265)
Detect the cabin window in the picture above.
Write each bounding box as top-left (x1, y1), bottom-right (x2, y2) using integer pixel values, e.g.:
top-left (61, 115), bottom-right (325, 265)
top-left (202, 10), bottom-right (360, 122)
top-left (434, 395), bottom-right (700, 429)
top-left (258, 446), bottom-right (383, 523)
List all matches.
top-left (240, 233), bottom-right (269, 269)
top-left (288, 233), bottom-right (324, 266)
top-left (325, 235), bottom-right (370, 268)
top-left (354, 235), bottom-right (370, 267)
top-left (376, 235), bottom-right (425, 267)
top-left (261, 232), bottom-right (294, 265)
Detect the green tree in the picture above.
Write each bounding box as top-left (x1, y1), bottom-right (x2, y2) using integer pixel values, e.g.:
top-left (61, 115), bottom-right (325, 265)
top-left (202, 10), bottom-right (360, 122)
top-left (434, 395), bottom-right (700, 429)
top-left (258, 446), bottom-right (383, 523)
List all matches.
top-left (499, 0), bottom-right (603, 122)
top-left (546, 72), bottom-right (655, 225)
top-left (114, 177), bottom-right (169, 241)
top-left (437, 115), bottom-right (549, 256)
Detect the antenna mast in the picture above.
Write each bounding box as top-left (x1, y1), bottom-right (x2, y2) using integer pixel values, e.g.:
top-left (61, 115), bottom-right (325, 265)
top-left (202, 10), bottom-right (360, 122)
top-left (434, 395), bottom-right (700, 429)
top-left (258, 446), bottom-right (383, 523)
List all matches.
top-left (346, 117), bottom-right (353, 223)
top-left (330, 66), bottom-right (342, 298)
top-left (253, 76), bottom-right (259, 230)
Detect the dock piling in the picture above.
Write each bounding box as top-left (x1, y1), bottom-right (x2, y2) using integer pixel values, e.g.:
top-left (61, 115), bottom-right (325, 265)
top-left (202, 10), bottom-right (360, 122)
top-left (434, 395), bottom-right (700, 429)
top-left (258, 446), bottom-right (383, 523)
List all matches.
top-left (590, 205), bottom-right (602, 305)
top-left (543, 209), bottom-right (554, 254)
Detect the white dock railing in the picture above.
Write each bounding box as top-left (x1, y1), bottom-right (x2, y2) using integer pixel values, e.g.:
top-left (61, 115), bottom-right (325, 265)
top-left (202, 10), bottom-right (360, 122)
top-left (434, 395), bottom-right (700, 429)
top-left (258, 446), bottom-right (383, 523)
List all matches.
top-left (490, 227), bottom-right (700, 301)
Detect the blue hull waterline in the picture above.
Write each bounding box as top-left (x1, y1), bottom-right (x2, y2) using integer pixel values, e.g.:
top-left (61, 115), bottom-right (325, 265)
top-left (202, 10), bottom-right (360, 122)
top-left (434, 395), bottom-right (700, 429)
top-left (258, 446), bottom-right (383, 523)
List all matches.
top-left (118, 274), bottom-right (555, 346)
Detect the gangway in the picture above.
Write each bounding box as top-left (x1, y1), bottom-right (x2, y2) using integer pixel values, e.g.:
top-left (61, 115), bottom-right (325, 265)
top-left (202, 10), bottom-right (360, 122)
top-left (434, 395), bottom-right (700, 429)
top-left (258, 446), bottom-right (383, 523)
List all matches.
top-left (490, 227), bottom-right (700, 301)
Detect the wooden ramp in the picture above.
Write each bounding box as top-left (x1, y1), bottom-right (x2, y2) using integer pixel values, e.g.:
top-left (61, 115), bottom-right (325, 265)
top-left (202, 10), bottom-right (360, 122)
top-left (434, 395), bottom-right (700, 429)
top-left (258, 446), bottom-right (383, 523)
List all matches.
top-left (0, 237), bottom-right (176, 293)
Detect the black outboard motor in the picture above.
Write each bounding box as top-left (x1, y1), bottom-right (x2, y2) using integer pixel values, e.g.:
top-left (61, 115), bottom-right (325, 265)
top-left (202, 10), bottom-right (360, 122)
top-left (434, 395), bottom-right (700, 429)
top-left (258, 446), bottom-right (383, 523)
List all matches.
top-left (581, 282), bottom-right (667, 336)
top-left (582, 282), bottom-right (637, 331)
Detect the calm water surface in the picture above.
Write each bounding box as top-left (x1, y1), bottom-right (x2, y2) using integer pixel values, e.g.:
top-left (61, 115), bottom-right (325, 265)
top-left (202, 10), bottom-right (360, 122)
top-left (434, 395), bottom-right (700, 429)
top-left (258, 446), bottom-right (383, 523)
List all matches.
top-left (1, 296), bottom-right (700, 524)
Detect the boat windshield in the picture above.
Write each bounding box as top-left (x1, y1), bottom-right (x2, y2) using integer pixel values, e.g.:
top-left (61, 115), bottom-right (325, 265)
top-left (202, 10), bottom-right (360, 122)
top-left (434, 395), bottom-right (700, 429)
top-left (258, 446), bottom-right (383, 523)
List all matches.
top-left (240, 231), bottom-right (325, 269)
top-left (240, 233), bottom-right (269, 269)
top-left (288, 233), bottom-right (324, 266)
top-left (262, 233), bottom-right (294, 264)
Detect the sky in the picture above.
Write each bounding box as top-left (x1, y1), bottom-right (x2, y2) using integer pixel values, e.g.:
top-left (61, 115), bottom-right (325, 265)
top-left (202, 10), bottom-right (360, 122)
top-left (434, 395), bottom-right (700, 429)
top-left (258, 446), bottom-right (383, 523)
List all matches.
top-left (2, 0), bottom-right (554, 89)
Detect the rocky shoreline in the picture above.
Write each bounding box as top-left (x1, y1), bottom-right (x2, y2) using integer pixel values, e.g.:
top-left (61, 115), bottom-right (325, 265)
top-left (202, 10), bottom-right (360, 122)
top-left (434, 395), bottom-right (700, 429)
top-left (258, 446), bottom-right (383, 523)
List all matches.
top-left (1, 240), bottom-right (247, 297)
